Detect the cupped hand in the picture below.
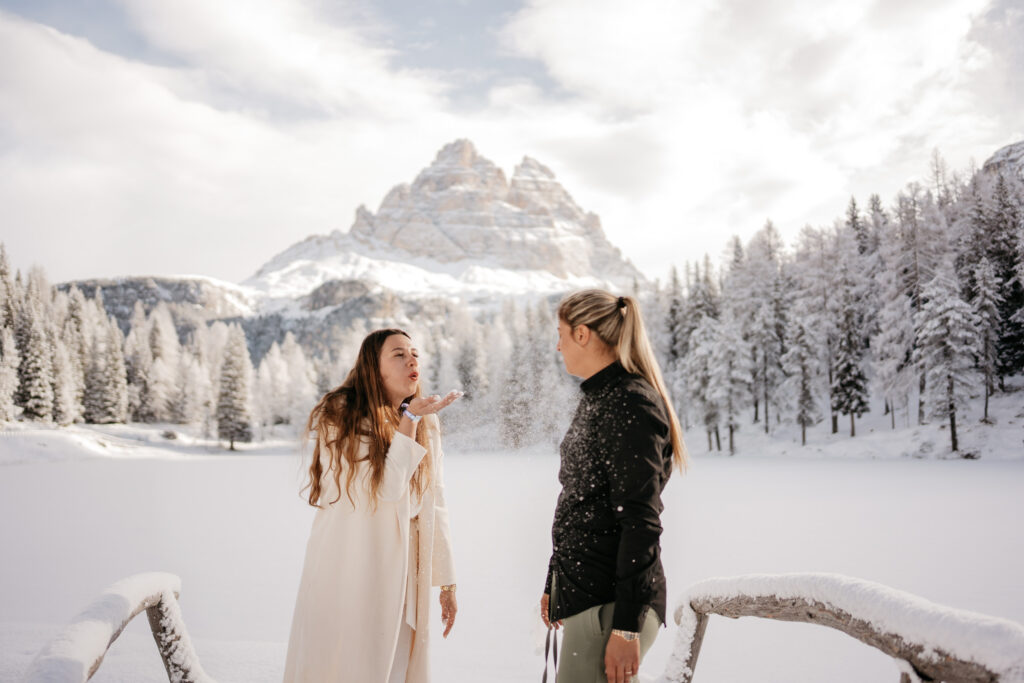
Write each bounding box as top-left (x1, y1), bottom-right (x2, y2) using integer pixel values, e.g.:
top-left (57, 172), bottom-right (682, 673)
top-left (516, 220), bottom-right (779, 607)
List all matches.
top-left (408, 390), bottom-right (463, 416)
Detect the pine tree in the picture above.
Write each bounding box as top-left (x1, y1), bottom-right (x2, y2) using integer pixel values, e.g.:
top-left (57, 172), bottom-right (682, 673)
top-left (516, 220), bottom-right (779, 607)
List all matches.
top-left (217, 324), bottom-right (253, 450)
top-left (989, 173), bottom-right (1024, 381)
top-left (499, 336), bottom-right (531, 448)
top-left (15, 295), bottom-right (54, 421)
top-left (971, 257), bottom-right (1002, 422)
top-left (831, 275), bottom-right (870, 437)
top-left (0, 326), bottom-right (20, 421)
top-left (872, 249), bottom-right (916, 430)
top-left (913, 263), bottom-right (979, 453)
top-left (84, 317), bottom-right (128, 423)
top-left (847, 196), bottom-right (870, 255)
top-left (685, 316), bottom-right (720, 451)
top-left (781, 313), bottom-right (821, 445)
top-left (124, 302), bottom-right (154, 422)
top-left (708, 308), bottom-right (749, 454)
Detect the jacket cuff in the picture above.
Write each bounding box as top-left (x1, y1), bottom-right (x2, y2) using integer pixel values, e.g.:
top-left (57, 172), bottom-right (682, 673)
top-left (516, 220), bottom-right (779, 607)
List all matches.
top-left (611, 600), bottom-right (647, 632)
top-left (390, 431), bottom-right (428, 470)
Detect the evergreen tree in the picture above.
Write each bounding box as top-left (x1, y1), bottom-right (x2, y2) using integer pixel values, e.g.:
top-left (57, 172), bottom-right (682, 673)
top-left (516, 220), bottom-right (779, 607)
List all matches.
top-left (15, 294), bottom-right (54, 422)
top-left (499, 336), bottom-right (531, 448)
top-left (84, 317), bottom-right (128, 423)
top-left (913, 263), bottom-right (979, 453)
top-left (871, 244), bottom-right (916, 430)
top-left (217, 324), bottom-right (253, 450)
top-left (847, 196), bottom-right (870, 255)
top-left (831, 274), bottom-right (870, 437)
top-left (781, 312), bottom-right (821, 445)
top-left (708, 308), bottom-right (749, 454)
top-left (971, 257), bottom-right (1002, 422)
top-left (989, 173), bottom-right (1024, 381)
top-left (124, 302), bottom-right (155, 422)
top-left (685, 316), bottom-right (720, 451)
top-left (0, 326), bottom-right (20, 421)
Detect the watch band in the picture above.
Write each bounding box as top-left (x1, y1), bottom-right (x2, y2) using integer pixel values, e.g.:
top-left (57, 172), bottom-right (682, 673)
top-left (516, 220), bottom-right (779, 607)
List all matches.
top-left (400, 403), bottom-right (422, 423)
top-left (611, 629), bottom-right (639, 641)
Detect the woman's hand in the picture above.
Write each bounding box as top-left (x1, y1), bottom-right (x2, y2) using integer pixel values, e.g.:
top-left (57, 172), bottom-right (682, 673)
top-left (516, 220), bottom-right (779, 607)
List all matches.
top-left (604, 633), bottom-right (640, 683)
top-left (439, 589), bottom-right (458, 638)
top-left (408, 390), bottom-right (463, 417)
top-left (540, 593), bottom-right (562, 630)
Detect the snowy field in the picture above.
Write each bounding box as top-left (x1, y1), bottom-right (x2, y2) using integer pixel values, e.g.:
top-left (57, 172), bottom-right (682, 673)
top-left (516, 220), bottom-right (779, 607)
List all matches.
top-left (2, 411), bottom-right (1023, 682)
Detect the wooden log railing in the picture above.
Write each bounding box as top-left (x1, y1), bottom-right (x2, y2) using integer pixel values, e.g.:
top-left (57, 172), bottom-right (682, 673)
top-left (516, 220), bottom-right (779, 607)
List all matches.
top-left (23, 573), bottom-right (213, 683)
top-left (660, 573), bottom-right (1024, 683)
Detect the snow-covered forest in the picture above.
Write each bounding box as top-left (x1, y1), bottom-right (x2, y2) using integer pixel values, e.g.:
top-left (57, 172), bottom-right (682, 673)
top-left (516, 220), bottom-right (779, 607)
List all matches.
top-left (1, 153), bottom-right (1022, 456)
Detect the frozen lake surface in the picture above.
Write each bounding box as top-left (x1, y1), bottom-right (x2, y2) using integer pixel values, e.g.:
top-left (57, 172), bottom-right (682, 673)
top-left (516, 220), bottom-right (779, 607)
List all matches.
top-left (1, 428), bottom-right (1023, 682)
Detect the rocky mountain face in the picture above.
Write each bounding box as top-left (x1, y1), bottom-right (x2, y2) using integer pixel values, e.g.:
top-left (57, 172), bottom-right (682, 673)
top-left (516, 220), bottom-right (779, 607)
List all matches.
top-left (56, 276), bottom-right (256, 338)
top-left (982, 140), bottom-right (1024, 180)
top-left (62, 139), bottom-right (640, 365)
top-left (245, 139), bottom-right (641, 300)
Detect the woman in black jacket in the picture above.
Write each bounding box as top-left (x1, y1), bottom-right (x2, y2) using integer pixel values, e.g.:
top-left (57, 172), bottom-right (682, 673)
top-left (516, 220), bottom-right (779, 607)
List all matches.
top-left (541, 289), bottom-right (687, 683)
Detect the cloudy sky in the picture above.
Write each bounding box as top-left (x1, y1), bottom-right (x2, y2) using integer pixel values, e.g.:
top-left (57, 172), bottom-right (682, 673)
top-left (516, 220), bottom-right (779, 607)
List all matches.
top-left (1, 0), bottom-right (1021, 286)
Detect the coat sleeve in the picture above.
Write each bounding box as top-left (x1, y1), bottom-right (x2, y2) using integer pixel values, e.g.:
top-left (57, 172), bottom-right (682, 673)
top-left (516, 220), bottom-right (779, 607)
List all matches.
top-left (430, 419), bottom-right (457, 586)
top-left (377, 431), bottom-right (429, 503)
top-left (608, 391), bottom-right (668, 632)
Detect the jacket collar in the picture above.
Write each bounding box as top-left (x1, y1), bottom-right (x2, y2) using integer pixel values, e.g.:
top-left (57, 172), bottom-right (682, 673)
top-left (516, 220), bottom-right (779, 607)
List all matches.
top-left (580, 360), bottom-right (626, 394)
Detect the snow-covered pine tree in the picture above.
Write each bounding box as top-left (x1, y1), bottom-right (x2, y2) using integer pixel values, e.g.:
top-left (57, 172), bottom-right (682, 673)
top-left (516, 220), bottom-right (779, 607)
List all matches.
top-left (913, 262), bottom-right (979, 453)
top-left (217, 324), bottom-right (253, 450)
top-left (281, 332), bottom-right (318, 428)
top-left (14, 290), bottom-right (54, 421)
top-left (0, 244), bottom-right (17, 331)
top-left (685, 315), bottom-right (721, 451)
top-left (50, 335), bottom-right (78, 425)
top-left (0, 325), bottom-right (20, 421)
top-left (871, 235), bottom-right (916, 430)
top-left (124, 301), bottom-right (154, 422)
top-left (830, 264), bottom-right (870, 437)
top-left (61, 287), bottom-right (89, 422)
top-left (780, 312), bottom-right (821, 446)
top-left (499, 336), bottom-right (531, 449)
top-left (895, 183), bottom-right (946, 424)
top-left (147, 303), bottom-right (179, 422)
top-left (663, 266), bottom-right (689, 426)
top-left (708, 307), bottom-right (750, 454)
top-left (84, 316), bottom-right (128, 423)
top-left (988, 172), bottom-right (1024, 381)
top-left (971, 257), bottom-right (1002, 423)
top-left (847, 196), bottom-right (871, 256)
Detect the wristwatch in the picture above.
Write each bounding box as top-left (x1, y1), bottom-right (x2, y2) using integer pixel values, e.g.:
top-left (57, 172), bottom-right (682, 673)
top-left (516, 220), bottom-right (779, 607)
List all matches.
top-left (611, 629), bottom-right (639, 641)
top-left (441, 584), bottom-right (456, 592)
top-left (399, 402), bottom-right (422, 423)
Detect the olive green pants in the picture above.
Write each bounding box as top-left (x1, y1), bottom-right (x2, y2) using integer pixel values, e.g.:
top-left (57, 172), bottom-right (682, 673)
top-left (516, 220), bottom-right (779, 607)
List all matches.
top-left (556, 603), bottom-right (660, 683)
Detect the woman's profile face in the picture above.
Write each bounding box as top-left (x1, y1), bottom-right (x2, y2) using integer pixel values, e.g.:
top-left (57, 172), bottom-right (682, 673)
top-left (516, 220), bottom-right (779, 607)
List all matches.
top-left (556, 319), bottom-right (583, 377)
top-left (379, 334), bottom-right (420, 406)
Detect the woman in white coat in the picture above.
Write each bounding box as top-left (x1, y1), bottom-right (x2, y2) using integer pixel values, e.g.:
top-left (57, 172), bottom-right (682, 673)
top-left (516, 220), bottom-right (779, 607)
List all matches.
top-left (283, 328), bottom-right (460, 683)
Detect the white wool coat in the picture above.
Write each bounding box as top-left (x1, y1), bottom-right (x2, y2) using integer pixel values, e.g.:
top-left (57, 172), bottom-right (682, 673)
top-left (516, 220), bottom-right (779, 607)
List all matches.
top-left (283, 416), bottom-right (456, 682)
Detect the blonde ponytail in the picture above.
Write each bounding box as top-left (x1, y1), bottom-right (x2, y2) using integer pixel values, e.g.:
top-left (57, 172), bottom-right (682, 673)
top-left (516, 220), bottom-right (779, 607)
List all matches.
top-left (558, 289), bottom-right (688, 471)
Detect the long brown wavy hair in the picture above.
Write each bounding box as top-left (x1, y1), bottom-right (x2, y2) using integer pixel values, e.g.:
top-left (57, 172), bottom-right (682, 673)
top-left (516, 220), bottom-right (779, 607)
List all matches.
top-left (558, 289), bottom-right (689, 472)
top-left (303, 328), bottom-right (432, 509)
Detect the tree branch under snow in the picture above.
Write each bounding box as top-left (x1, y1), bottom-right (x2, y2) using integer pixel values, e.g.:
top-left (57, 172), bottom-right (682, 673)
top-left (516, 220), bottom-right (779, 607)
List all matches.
top-left (660, 573), bottom-right (1024, 683)
top-left (23, 572), bottom-right (213, 683)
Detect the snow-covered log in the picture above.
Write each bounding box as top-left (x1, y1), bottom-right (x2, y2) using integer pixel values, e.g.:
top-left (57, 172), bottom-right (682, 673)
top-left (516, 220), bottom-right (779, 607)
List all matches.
top-left (23, 572), bottom-right (213, 683)
top-left (661, 573), bottom-right (1024, 683)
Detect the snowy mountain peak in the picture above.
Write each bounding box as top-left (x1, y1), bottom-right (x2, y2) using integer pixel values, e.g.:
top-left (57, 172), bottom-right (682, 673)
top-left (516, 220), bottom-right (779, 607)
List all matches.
top-left (982, 140), bottom-right (1024, 180)
top-left (245, 139), bottom-right (641, 302)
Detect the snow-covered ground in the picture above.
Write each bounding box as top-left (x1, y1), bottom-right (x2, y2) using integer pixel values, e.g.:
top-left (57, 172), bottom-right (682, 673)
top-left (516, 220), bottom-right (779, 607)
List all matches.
top-left (1, 416), bottom-right (1023, 682)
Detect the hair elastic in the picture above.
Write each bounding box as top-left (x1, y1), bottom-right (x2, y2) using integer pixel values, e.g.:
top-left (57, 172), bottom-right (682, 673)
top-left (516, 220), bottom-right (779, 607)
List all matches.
top-left (617, 296), bottom-right (626, 310)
